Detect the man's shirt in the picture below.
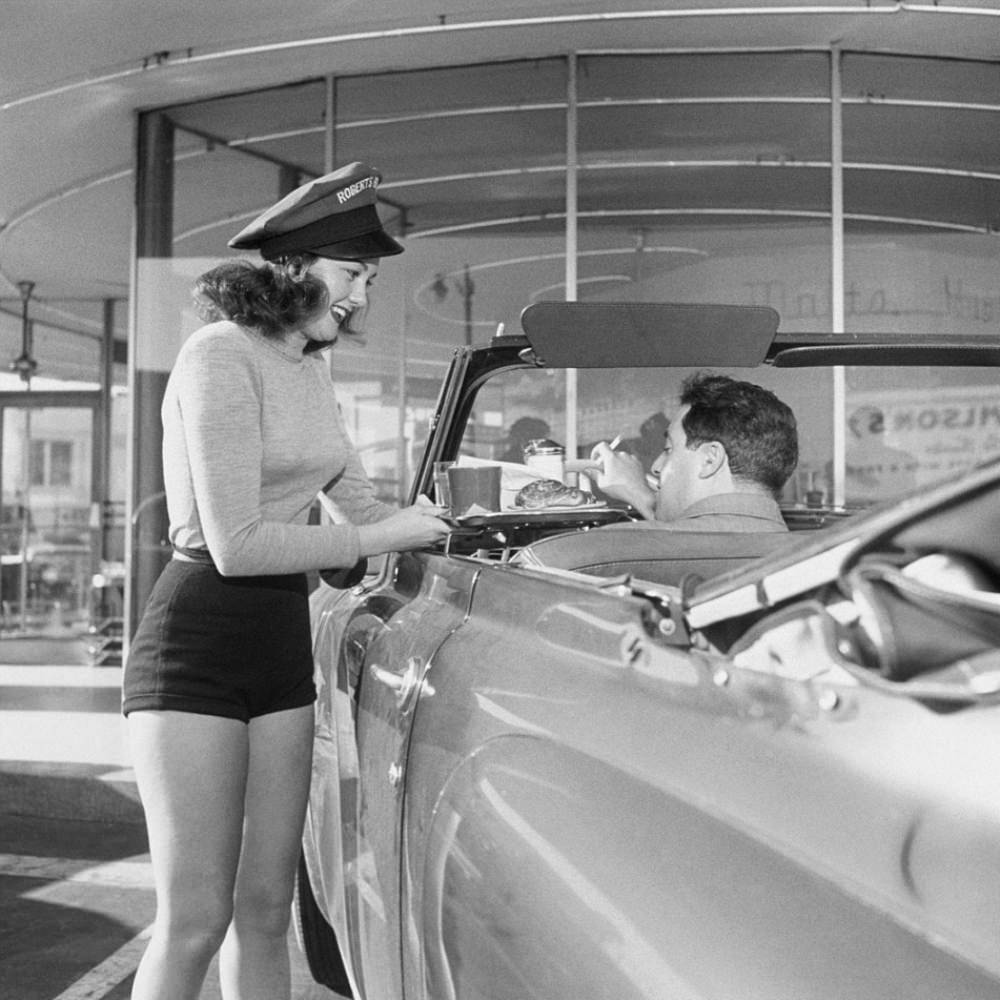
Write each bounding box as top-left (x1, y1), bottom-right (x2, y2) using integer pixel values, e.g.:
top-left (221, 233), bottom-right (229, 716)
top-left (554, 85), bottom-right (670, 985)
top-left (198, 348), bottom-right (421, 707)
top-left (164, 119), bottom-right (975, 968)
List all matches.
top-left (655, 492), bottom-right (787, 532)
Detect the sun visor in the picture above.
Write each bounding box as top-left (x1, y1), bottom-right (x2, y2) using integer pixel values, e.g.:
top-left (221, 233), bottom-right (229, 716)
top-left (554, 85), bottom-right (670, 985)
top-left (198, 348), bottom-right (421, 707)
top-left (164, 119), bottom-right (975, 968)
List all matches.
top-left (770, 340), bottom-right (1000, 367)
top-left (519, 302), bottom-right (779, 368)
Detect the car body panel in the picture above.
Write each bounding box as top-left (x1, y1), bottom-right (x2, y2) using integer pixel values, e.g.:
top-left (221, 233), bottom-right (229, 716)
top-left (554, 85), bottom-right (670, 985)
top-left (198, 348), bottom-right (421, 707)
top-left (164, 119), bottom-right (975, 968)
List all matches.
top-left (399, 565), bottom-right (1000, 1000)
top-left (307, 550), bottom-right (1000, 999)
top-left (306, 551), bottom-right (481, 999)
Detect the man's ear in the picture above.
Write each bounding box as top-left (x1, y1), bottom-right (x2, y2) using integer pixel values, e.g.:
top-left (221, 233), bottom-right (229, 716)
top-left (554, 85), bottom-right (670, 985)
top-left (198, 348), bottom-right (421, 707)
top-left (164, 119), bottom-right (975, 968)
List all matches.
top-left (698, 440), bottom-right (728, 478)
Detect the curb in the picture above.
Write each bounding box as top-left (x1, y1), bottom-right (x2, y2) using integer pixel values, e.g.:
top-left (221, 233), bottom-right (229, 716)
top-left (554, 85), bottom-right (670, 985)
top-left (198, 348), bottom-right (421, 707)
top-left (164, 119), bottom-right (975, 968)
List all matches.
top-left (0, 760), bottom-right (144, 825)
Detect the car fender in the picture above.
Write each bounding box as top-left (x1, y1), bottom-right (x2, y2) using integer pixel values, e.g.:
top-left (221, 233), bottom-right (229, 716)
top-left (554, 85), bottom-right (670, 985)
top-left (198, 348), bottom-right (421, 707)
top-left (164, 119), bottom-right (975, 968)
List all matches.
top-left (419, 734), bottom-right (705, 1000)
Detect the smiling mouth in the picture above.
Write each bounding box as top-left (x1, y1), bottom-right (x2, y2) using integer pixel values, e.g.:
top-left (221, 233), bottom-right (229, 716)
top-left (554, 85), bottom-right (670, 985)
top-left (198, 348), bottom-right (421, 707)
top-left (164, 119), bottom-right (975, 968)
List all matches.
top-left (330, 305), bottom-right (352, 326)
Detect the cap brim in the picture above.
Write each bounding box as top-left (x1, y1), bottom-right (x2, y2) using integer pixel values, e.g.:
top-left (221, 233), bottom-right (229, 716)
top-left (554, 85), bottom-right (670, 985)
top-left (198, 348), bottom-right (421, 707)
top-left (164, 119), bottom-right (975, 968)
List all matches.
top-left (306, 228), bottom-right (404, 261)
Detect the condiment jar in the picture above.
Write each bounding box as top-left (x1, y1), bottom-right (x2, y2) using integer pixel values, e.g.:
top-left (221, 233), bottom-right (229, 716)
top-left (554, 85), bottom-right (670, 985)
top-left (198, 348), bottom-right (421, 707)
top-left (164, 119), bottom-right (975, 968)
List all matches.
top-left (524, 438), bottom-right (565, 483)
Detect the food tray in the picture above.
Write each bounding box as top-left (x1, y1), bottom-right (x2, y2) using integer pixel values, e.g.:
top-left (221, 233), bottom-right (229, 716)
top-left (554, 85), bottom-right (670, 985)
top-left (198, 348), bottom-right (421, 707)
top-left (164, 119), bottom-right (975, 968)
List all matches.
top-left (453, 505), bottom-right (623, 529)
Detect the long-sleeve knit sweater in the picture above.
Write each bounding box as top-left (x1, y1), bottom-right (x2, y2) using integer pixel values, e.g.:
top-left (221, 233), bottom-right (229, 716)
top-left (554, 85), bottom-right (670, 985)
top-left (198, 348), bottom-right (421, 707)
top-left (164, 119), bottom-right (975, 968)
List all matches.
top-left (162, 321), bottom-right (395, 576)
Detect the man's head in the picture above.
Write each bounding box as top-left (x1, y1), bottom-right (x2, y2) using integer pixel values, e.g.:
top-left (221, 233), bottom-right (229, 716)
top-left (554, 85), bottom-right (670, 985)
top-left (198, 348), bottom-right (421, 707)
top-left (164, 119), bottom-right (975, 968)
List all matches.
top-left (650, 373), bottom-right (798, 520)
top-left (508, 416), bottom-right (551, 450)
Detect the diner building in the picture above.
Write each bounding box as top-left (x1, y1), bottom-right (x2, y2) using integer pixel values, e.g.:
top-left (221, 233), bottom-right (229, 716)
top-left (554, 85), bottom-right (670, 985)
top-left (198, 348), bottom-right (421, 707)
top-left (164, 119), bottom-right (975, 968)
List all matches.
top-left (1, 3), bottom-right (999, 647)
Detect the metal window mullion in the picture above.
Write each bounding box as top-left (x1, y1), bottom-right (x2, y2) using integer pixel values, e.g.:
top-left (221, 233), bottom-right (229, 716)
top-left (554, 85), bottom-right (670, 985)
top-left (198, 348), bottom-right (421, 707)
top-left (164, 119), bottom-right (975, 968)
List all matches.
top-left (565, 52), bottom-right (579, 464)
top-left (831, 47), bottom-right (846, 509)
top-left (325, 75), bottom-right (336, 171)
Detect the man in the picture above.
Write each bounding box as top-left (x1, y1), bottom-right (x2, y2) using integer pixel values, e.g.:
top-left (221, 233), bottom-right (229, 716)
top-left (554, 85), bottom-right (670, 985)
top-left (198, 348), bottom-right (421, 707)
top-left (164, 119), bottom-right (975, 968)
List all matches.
top-left (590, 372), bottom-right (798, 531)
top-left (500, 415), bottom-right (552, 463)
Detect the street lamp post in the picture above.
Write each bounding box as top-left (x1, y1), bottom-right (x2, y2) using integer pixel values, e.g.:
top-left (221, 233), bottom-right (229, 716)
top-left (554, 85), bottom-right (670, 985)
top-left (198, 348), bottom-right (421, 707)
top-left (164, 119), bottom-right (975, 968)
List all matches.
top-left (10, 281), bottom-right (37, 632)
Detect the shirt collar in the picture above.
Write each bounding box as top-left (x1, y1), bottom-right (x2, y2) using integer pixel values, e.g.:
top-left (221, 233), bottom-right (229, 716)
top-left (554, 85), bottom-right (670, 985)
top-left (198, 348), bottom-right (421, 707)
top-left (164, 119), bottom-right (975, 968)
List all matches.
top-left (246, 327), bottom-right (306, 363)
top-left (679, 491), bottom-right (784, 524)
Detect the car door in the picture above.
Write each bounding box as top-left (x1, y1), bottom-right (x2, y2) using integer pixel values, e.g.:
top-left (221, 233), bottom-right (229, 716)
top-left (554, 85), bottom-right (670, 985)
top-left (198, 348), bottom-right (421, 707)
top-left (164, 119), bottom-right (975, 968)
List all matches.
top-left (396, 542), bottom-right (1000, 999)
top-left (398, 562), bottom-right (710, 1000)
top-left (349, 548), bottom-right (480, 1000)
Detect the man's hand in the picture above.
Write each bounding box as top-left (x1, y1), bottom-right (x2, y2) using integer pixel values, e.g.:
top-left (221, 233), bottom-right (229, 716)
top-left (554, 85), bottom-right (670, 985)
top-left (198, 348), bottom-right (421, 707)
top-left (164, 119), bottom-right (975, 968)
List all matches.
top-left (589, 441), bottom-right (656, 518)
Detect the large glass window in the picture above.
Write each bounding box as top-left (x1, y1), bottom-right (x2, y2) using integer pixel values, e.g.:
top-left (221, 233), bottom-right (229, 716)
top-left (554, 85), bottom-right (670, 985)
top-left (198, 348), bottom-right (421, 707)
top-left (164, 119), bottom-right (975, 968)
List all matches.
top-left (839, 54), bottom-right (1000, 502)
top-left (156, 59), bottom-right (569, 507)
top-left (131, 47), bottom-right (1000, 624)
top-left (1, 403), bottom-right (96, 632)
top-left (0, 291), bottom-right (121, 646)
top-left (570, 52), bottom-right (833, 464)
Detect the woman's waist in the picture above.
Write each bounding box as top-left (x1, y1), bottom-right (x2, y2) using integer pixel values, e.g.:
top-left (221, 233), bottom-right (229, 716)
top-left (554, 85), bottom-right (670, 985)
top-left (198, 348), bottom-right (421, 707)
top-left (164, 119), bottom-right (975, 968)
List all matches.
top-left (170, 546), bottom-right (308, 590)
top-left (172, 544), bottom-right (215, 565)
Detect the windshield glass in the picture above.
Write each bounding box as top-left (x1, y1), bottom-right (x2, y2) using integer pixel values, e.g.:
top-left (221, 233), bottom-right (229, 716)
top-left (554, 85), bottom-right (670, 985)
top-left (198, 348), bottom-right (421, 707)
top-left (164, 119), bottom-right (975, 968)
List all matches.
top-left (455, 362), bottom-right (998, 510)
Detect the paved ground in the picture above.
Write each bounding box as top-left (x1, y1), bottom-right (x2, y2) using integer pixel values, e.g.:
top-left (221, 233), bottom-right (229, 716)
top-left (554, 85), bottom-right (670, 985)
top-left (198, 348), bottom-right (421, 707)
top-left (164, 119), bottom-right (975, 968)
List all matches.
top-left (0, 634), bottom-right (91, 666)
top-left (0, 814), bottom-right (344, 1000)
top-left (0, 633), bottom-right (345, 999)
top-left (0, 664), bottom-right (131, 780)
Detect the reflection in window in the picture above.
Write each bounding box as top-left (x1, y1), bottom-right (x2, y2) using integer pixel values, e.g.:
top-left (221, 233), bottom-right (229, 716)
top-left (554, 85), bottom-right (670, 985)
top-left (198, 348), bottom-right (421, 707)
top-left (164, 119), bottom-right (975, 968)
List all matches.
top-left (466, 361), bottom-right (1000, 511)
top-left (30, 440), bottom-right (74, 488)
top-left (153, 48), bottom-right (1000, 512)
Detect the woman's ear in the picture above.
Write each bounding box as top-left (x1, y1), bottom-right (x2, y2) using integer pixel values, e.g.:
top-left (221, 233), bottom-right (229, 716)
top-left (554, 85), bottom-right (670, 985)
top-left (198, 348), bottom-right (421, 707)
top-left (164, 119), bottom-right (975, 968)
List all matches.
top-left (286, 255), bottom-right (309, 283)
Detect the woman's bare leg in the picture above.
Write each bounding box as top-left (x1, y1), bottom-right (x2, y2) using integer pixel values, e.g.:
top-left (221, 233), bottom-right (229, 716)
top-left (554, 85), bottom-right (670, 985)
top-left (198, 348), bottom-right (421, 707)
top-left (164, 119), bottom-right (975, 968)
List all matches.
top-left (219, 704), bottom-right (314, 1000)
top-left (129, 710), bottom-right (249, 1000)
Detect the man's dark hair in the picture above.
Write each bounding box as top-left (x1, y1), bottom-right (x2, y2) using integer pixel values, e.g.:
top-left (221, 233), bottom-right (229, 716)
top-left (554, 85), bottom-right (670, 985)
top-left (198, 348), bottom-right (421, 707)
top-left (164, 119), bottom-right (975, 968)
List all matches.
top-left (679, 372), bottom-right (798, 496)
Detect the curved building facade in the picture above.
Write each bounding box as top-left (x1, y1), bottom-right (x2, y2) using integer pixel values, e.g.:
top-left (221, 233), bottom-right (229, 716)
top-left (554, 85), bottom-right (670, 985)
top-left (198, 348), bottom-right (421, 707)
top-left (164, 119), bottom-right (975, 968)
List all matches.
top-left (121, 26), bottom-right (1000, 626)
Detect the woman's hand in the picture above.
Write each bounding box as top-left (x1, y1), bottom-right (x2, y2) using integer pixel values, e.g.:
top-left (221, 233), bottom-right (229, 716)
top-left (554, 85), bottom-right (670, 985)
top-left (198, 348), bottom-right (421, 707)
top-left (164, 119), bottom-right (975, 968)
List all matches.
top-left (356, 500), bottom-right (451, 556)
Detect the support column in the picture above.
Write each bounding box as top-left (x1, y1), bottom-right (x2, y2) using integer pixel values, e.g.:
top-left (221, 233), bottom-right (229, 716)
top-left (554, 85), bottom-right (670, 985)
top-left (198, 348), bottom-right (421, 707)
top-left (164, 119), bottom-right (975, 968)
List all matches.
top-left (564, 52), bottom-right (579, 461)
top-left (88, 298), bottom-right (115, 618)
top-left (324, 75), bottom-right (337, 172)
top-left (278, 164), bottom-right (302, 199)
top-left (96, 299), bottom-right (115, 554)
top-left (126, 111), bottom-right (174, 641)
top-left (830, 47), bottom-right (846, 508)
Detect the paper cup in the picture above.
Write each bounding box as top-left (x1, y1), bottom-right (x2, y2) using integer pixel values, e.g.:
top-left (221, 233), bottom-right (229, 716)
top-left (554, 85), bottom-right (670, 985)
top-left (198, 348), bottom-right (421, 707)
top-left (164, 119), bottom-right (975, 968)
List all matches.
top-left (432, 461), bottom-right (455, 507)
top-left (447, 464), bottom-right (502, 516)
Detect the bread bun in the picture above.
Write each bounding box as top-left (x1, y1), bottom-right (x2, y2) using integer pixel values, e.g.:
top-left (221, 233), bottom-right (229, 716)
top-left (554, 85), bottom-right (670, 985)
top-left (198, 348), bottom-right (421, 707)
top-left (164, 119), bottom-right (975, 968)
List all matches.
top-left (514, 478), bottom-right (595, 509)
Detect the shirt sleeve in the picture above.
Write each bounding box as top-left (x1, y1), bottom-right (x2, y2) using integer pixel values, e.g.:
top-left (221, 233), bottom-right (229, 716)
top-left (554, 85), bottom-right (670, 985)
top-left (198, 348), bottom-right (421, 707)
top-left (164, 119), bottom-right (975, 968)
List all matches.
top-left (321, 400), bottom-right (398, 525)
top-left (170, 332), bottom-right (367, 575)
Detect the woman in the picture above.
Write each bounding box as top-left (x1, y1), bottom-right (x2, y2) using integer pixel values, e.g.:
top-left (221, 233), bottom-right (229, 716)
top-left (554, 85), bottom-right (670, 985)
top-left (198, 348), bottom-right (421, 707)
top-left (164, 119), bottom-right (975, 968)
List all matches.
top-left (123, 162), bottom-right (449, 1000)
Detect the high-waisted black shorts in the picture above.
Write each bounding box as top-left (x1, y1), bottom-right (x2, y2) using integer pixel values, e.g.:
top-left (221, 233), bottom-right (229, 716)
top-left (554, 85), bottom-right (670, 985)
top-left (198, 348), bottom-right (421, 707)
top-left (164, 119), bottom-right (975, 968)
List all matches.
top-left (123, 558), bottom-right (316, 722)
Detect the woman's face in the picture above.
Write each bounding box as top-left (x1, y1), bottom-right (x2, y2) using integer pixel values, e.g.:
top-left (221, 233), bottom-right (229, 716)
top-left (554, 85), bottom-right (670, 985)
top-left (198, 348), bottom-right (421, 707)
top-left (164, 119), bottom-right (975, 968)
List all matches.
top-left (300, 257), bottom-right (379, 345)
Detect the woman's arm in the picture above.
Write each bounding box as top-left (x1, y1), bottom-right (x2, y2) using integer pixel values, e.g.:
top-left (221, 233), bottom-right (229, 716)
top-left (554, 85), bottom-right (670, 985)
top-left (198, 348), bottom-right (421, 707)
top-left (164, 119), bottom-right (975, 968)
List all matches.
top-left (169, 328), bottom-right (448, 575)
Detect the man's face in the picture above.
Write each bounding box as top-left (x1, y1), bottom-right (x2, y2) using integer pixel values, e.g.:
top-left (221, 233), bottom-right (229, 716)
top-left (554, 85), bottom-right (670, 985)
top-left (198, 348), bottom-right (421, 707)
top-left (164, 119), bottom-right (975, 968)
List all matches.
top-left (649, 404), bottom-right (706, 520)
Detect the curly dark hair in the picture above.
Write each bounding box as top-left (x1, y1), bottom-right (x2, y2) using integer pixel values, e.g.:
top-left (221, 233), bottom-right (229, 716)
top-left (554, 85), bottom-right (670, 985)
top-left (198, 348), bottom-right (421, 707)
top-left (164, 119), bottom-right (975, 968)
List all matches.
top-left (680, 372), bottom-right (798, 496)
top-left (192, 254), bottom-right (366, 340)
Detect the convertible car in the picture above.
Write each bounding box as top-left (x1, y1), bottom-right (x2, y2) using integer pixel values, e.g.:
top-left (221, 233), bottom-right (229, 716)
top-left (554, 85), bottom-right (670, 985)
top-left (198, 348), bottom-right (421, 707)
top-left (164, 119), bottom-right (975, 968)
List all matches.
top-left (297, 302), bottom-right (1000, 1000)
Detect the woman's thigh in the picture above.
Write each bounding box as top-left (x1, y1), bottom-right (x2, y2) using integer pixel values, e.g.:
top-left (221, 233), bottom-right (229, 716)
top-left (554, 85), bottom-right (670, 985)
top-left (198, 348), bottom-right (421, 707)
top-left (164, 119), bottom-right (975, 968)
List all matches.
top-left (233, 705), bottom-right (315, 920)
top-left (129, 710), bottom-right (249, 920)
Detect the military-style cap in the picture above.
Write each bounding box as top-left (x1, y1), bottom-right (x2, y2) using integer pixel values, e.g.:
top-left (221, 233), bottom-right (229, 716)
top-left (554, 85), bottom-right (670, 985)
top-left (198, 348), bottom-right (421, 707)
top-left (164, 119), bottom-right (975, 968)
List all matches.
top-left (228, 161), bottom-right (404, 260)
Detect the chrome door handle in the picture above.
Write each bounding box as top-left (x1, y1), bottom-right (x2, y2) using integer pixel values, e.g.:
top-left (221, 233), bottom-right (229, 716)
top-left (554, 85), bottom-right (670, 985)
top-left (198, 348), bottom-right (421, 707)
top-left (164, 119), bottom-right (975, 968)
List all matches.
top-left (369, 656), bottom-right (423, 712)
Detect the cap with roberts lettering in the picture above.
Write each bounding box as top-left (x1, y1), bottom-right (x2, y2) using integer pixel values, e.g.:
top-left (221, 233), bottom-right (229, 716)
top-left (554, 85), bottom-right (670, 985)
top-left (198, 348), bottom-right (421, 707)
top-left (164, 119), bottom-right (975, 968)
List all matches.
top-left (228, 161), bottom-right (404, 261)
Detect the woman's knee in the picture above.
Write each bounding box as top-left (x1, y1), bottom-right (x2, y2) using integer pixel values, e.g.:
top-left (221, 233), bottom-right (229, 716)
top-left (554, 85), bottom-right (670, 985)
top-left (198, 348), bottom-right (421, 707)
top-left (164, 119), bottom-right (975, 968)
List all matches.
top-left (232, 882), bottom-right (294, 938)
top-left (159, 890), bottom-right (235, 955)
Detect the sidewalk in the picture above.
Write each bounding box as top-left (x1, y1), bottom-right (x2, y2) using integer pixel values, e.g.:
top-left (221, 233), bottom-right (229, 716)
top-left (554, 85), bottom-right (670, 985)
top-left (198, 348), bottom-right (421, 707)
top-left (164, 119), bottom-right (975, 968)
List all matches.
top-left (0, 633), bottom-right (141, 825)
top-left (0, 633), bottom-right (91, 666)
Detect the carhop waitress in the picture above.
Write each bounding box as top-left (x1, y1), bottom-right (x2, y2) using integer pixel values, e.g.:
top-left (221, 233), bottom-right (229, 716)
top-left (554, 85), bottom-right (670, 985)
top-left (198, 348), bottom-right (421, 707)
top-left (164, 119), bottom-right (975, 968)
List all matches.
top-left (123, 162), bottom-right (450, 1000)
